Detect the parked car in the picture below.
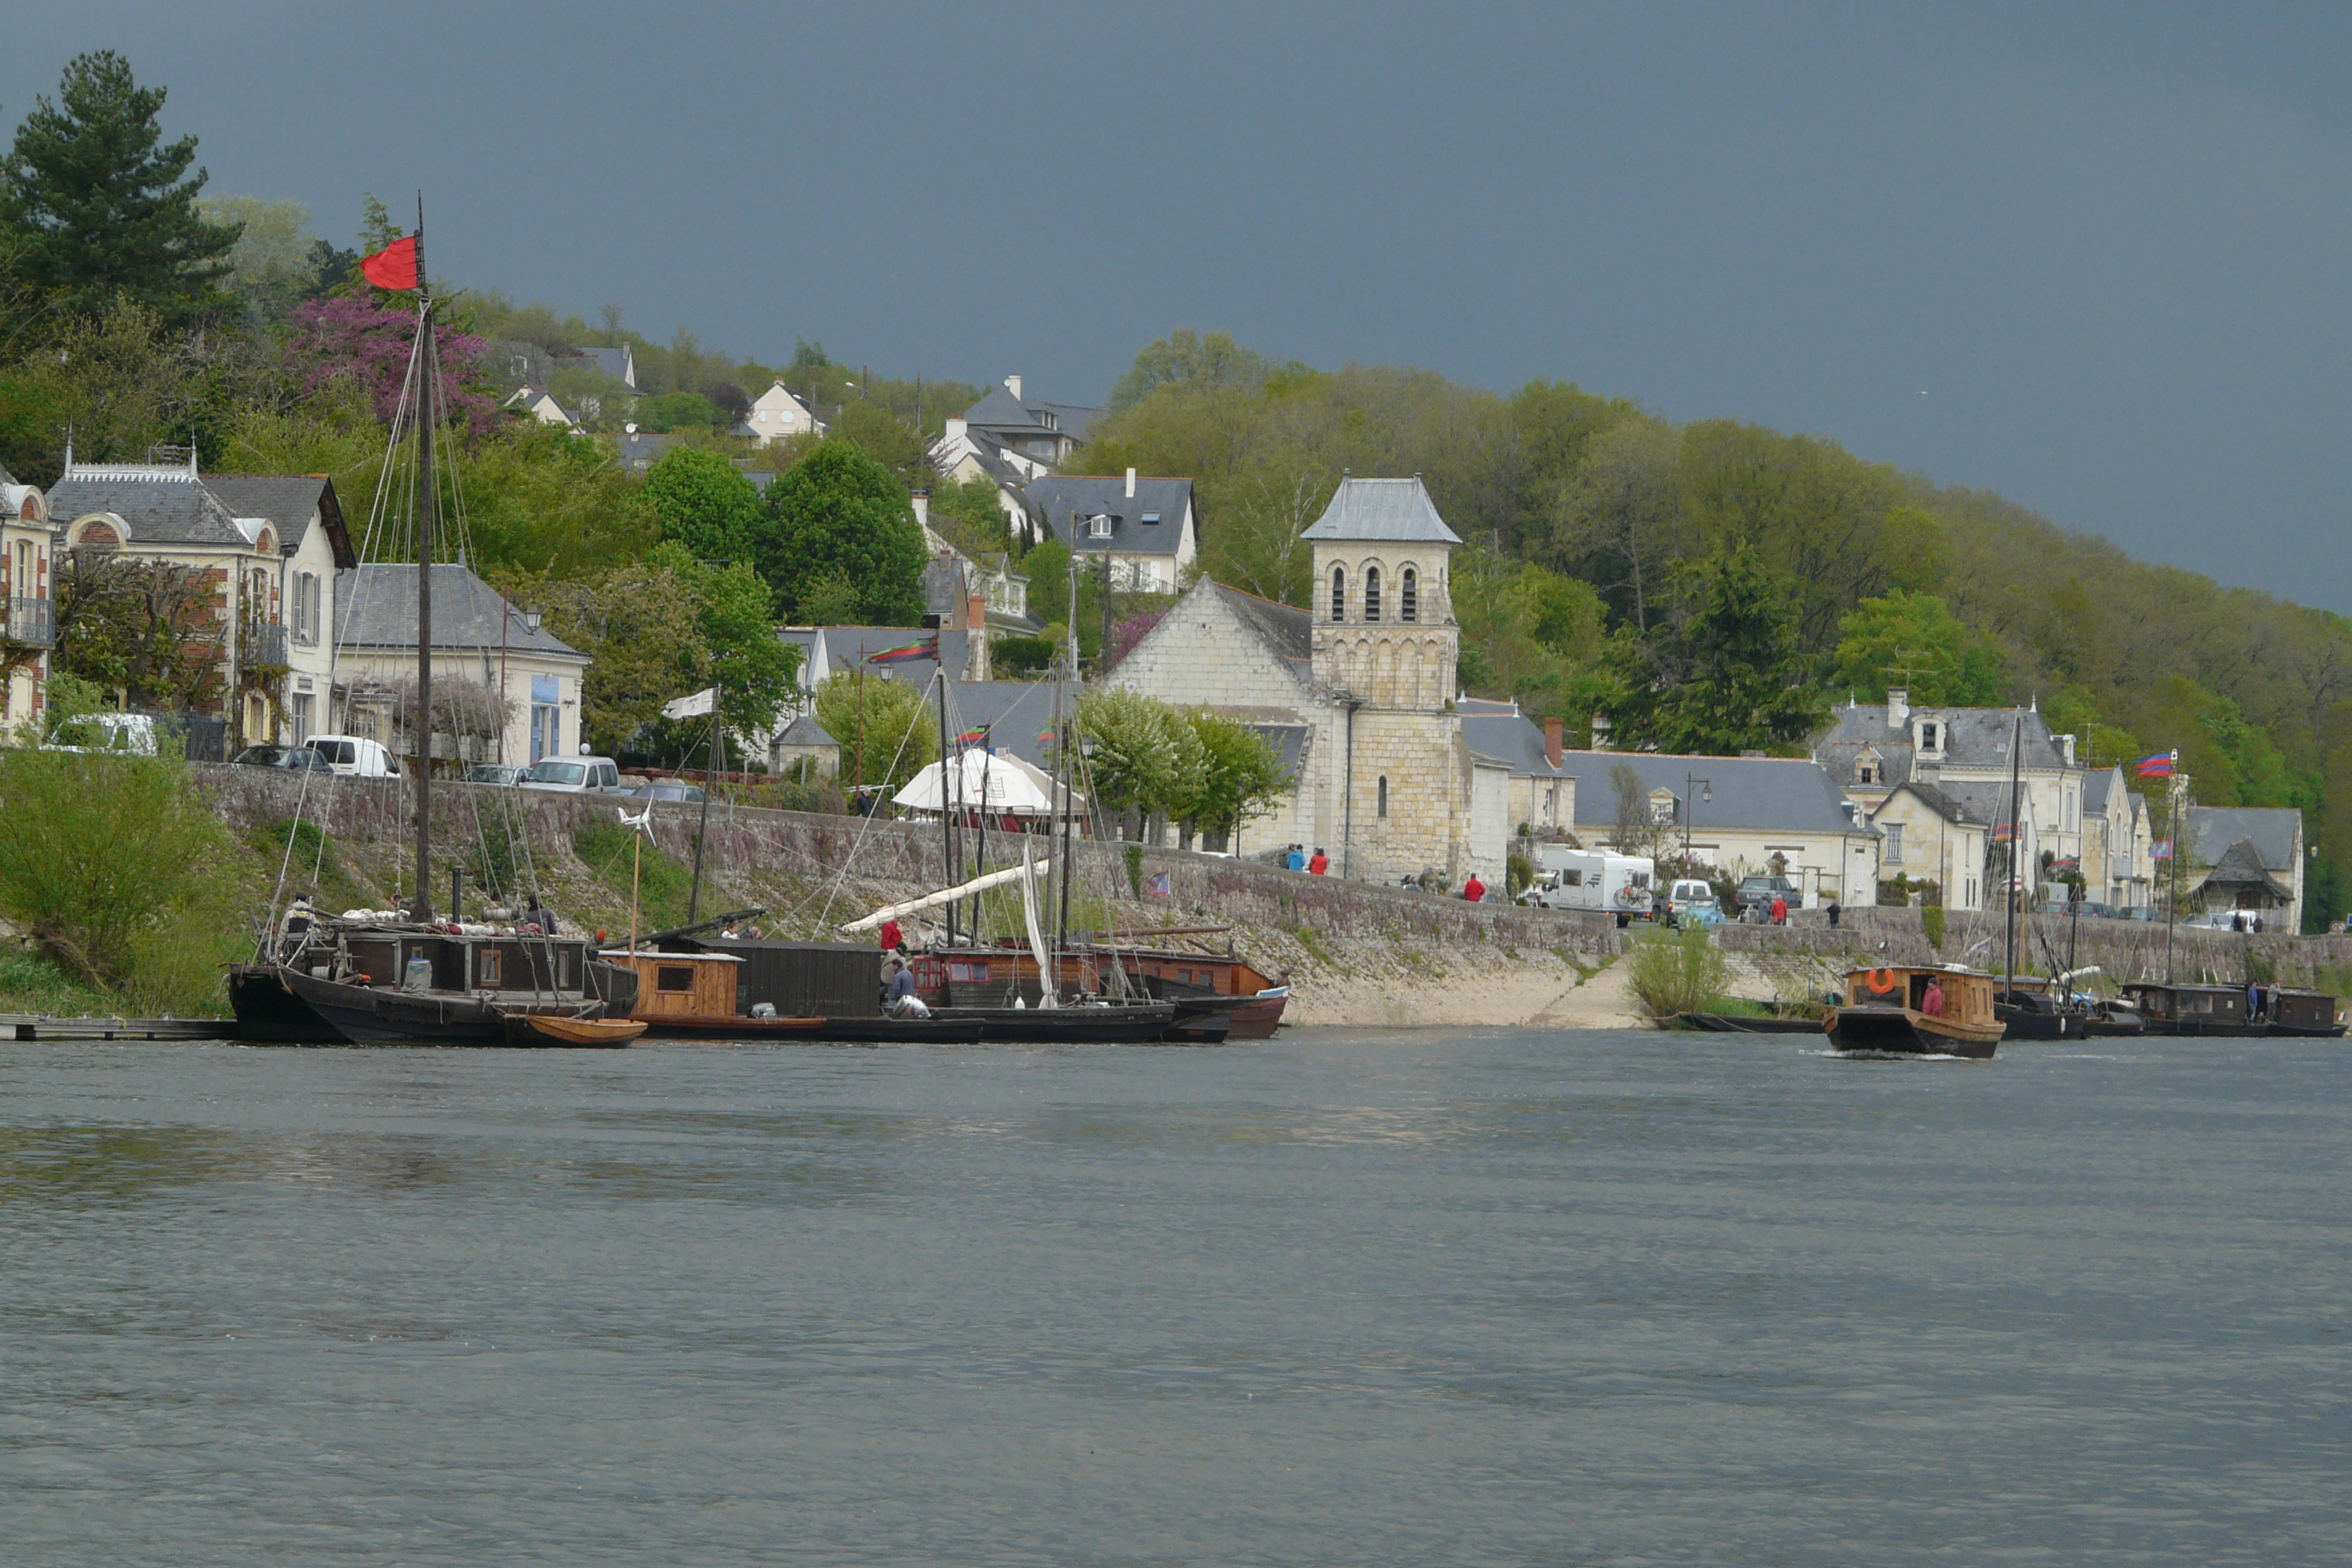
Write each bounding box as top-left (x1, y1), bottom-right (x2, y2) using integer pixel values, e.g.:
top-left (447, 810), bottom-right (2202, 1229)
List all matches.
top-left (231, 744), bottom-right (335, 772)
top-left (42, 711), bottom-right (160, 757)
top-left (463, 764), bottom-right (527, 786)
top-left (625, 780), bottom-right (707, 803)
top-left (1665, 877), bottom-right (1725, 929)
top-left (520, 755), bottom-right (625, 794)
top-left (303, 735), bottom-right (403, 778)
top-left (1734, 874), bottom-right (1800, 917)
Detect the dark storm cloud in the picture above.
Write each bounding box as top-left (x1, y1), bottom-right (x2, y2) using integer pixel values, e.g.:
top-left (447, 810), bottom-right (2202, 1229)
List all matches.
top-left (7, 1), bottom-right (2350, 606)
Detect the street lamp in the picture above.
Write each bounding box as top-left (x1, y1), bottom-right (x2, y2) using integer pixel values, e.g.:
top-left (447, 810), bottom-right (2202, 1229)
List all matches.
top-left (1683, 774), bottom-right (1714, 872)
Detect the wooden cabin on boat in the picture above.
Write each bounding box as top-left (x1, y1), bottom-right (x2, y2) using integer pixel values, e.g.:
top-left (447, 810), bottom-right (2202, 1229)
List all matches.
top-left (2118, 983), bottom-right (2255, 1036)
top-left (1828, 964), bottom-right (2004, 1058)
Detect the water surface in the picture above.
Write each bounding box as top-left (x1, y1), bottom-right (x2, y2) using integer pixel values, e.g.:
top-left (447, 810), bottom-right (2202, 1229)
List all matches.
top-left (2, 1030), bottom-right (2346, 1564)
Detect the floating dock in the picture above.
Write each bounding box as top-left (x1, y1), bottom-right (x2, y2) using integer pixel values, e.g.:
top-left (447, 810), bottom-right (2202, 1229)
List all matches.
top-left (0, 1015), bottom-right (239, 1041)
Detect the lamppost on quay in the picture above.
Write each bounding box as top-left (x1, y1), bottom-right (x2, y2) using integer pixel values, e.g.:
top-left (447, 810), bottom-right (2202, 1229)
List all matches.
top-left (1683, 773), bottom-right (1713, 873)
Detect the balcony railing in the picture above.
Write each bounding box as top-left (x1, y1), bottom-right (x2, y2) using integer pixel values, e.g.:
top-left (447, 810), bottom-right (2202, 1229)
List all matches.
top-left (243, 621), bottom-right (288, 668)
top-left (4, 596), bottom-right (53, 648)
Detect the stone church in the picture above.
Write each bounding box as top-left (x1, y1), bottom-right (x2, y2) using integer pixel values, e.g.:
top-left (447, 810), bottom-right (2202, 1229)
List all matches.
top-left (1113, 476), bottom-right (1518, 882)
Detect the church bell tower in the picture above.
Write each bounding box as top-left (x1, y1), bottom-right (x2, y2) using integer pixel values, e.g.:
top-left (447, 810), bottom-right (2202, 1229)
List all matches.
top-left (1303, 475), bottom-right (1461, 710)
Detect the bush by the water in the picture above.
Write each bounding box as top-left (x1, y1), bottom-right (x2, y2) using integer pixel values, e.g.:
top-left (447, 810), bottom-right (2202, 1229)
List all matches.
top-left (1625, 926), bottom-right (1729, 1020)
top-left (1923, 904), bottom-right (1946, 948)
top-left (0, 752), bottom-right (250, 1013)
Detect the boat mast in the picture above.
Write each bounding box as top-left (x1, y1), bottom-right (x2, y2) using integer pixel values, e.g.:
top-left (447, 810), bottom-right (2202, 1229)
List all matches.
top-left (687, 684), bottom-right (721, 923)
top-left (2003, 712), bottom-right (2021, 1000)
top-left (409, 198), bottom-right (437, 924)
top-left (937, 669), bottom-right (956, 948)
top-left (2165, 762), bottom-right (2180, 984)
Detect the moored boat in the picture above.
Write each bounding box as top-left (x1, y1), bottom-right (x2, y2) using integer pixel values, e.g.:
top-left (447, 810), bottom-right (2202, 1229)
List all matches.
top-left (262, 923), bottom-right (640, 1046)
top-left (1826, 965), bottom-right (2004, 1059)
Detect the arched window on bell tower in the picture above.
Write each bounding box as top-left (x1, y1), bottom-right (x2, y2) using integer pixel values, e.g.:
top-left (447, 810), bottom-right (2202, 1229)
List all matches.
top-left (1364, 566), bottom-right (1382, 622)
top-left (1400, 566), bottom-right (1417, 623)
top-left (1329, 564), bottom-right (1347, 622)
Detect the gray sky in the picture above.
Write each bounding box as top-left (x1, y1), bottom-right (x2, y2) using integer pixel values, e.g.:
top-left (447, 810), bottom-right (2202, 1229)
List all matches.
top-left (10, 2), bottom-right (2351, 609)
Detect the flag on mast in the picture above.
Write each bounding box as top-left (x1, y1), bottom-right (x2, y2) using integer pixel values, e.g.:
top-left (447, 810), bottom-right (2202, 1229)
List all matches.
top-left (2134, 751), bottom-right (2176, 779)
top-left (360, 235), bottom-right (421, 291)
top-left (662, 687), bottom-right (718, 720)
top-left (868, 637), bottom-right (937, 664)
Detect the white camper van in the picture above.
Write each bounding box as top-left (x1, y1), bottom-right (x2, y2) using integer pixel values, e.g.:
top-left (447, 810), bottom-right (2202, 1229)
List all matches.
top-left (1523, 851), bottom-right (1656, 925)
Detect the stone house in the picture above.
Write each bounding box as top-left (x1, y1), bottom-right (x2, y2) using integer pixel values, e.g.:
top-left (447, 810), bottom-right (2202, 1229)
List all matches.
top-left (1025, 471), bottom-right (1198, 594)
top-left (331, 563), bottom-right (590, 767)
top-left (1549, 749), bottom-right (1881, 908)
top-left (2082, 767), bottom-right (2155, 911)
top-left (46, 452), bottom-right (357, 749)
top-left (1457, 698), bottom-right (1577, 835)
top-left (1814, 692), bottom-right (2100, 871)
top-left (2183, 806), bottom-right (2304, 930)
top-left (1868, 780), bottom-right (1996, 910)
top-left (1114, 476), bottom-right (1513, 883)
top-left (0, 462), bottom-right (57, 740)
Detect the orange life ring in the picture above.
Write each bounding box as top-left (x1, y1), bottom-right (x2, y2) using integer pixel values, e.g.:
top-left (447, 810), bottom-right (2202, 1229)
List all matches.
top-left (1866, 968), bottom-right (1899, 994)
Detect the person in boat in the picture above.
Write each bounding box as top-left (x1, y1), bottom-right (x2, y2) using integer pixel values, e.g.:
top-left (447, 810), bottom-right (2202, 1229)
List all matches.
top-left (1921, 976), bottom-right (1946, 1017)
top-left (883, 955), bottom-right (930, 1018)
top-left (1461, 872), bottom-right (1486, 902)
top-left (878, 915), bottom-right (903, 953)
top-left (1309, 847), bottom-right (1329, 876)
top-left (521, 893), bottom-right (557, 935)
top-left (278, 893), bottom-right (317, 960)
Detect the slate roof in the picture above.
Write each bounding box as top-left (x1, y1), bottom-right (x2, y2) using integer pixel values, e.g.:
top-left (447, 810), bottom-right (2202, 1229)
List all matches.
top-left (1458, 710), bottom-right (1569, 779)
top-left (1883, 779), bottom-right (1990, 827)
top-left (2184, 806), bottom-right (2301, 871)
top-left (772, 712), bottom-right (838, 749)
top-left (963, 385), bottom-right (1041, 431)
top-left (2083, 767), bottom-right (2117, 812)
top-left (569, 345), bottom-right (634, 388)
top-left (201, 475), bottom-right (357, 567)
top-left (1932, 781), bottom-right (2023, 832)
top-left (1026, 476), bottom-right (1194, 557)
top-left (46, 463), bottom-right (253, 547)
top-left (2201, 837), bottom-right (2293, 898)
top-left (1555, 750), bottom-right (1864, 835)
top-left (1032, 401), bottom-right (1104, 443)
top-left (1208, 581), bottom-right (1311, 669)
top-left (613, 430), bottom-right (682, 471)
top-left (1300, 476), bottom-right (1461, 543)
top-left (1814, 701), bottom-right (2071, 788)
top-left (334, 564), bottom-right (584, 659)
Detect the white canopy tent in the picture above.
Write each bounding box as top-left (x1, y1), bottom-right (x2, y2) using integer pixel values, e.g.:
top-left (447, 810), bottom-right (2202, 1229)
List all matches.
top-left (893, 749), bottom-right (1085, 820)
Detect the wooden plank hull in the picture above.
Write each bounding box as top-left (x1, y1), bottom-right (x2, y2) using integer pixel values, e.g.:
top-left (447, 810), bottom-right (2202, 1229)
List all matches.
top-left (1828, 1005), bottom-right (2002, 1059)
top-left (512, 1015), bottom-right (647, 1046)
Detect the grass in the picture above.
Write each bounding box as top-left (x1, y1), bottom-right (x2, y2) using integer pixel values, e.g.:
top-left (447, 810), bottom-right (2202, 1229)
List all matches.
top-left (0, 951), bottom-right (125, 1016)
top-left (1292, 925), bottom-right (1337, 967)
top-left (573, 820), bottom-right (694, 933)
top-left (1624, 927), bottom-right (1731, 1020)
top-left (248, 817), bottom-right (370, 914)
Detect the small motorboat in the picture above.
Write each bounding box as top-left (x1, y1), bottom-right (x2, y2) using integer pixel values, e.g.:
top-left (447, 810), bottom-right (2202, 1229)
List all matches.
top-left (1826, 965), bottom-right (2004, 1059)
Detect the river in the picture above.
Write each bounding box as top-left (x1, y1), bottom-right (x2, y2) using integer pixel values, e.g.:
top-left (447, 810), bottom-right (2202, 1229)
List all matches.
top-left (2, 1030), bottom-right (2346, 1565)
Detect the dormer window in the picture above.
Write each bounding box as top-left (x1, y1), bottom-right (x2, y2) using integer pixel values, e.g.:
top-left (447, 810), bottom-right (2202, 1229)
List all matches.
top-left (1857, 762), bottom-right (1879, 785)
top-left (1916, 720), bottom-right (1942, 756)
top-left (1087, 514), bottom-right (1113, 539)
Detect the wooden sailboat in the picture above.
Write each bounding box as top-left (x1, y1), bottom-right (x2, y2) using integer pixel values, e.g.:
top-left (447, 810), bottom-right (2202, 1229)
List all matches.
top-left (230, 211), bottom-right (635, 1046)
top-left (1826, 964), bottom-right (2005, 1059)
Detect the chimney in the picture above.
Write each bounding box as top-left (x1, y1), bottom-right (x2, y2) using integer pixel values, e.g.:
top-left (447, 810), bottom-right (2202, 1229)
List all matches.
top-left (1126, 466), bottom-right (1137, 499)
top-left (1886, 687), bottom-right (1910, 729)
top-left (966, 594), bottom-right (991, 682)
top-left (1590, 713), bottom-right (1613, 752)
top-left (1544, 716), bottom-right (1564, 769)
top-left (945, 416), bottom-right (966, 442)
top-left (910, 489), bottom-right (930, 530)
top-left (2059, 733), bottom-right (2077, 767)
top-left (1004, 374), bottom-right (1023, 401)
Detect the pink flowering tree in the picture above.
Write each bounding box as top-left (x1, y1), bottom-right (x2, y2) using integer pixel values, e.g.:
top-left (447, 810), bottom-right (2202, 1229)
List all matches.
top-left (1105, 609), bottom-right (1167, 670)
top-left (287, 297), bottom-right (496, 433)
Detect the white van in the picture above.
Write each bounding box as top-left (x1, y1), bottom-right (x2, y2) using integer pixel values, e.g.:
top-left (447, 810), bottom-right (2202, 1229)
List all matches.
top-left (1523, 851), bottom-right (1656, 925)
top-left (520, 755), bottom-right (625, 794)
top-left (43, 712), bottom-right (160, 756)
top-left (303, 735), bottom-right (403, 778)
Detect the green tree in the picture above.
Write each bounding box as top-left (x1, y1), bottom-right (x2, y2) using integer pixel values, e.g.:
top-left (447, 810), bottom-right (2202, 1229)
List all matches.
top-left (637, 390), bottom-right (722, 432)
top-left (1830, 589), bottom-right (2003, 705)
top-left (832, 396), bottom-right (927, 481)
top-left (1, 52), bottom-right (241, 325)
top-left (1602, 545), bottom-right (1825, 754)
top-left (1177, 708), bottom-right (1290, 842)
top-left (814, 671), bottom-right (937, 793)
top-left (645, 445), bottom-right (760, 561)
top-left (756, 439), bottom-right (925, 623)
top-left (1074, 687), bottom-right (1193, 822)
top-left (194, 195), bottom-right (321, 325)
top-left (649, 542), bottom-right (799, 749)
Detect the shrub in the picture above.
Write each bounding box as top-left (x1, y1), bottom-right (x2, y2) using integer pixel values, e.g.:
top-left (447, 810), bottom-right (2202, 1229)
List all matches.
top-left (1625, 926), bottom-right (1729, 1020)
top-left (1124, 842), bottom-right (1145, 899)
top-left (993, 636), bottom-right (1054, 678)
top-left (1923, 904), bottom-right (1946, 948)
top-left (0, 752), bottom-right (250, 1012)
top-left (1507, 852), bottom-right (1534, 899)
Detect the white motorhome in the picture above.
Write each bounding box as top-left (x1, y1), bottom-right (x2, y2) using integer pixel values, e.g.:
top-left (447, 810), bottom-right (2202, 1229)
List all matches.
top-left (1523, 851), bottom-right (1656, 925)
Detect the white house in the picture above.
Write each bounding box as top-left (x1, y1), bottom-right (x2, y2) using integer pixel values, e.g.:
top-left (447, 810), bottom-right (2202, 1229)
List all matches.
top-left (1025, 471), bottom-right (1198, 594)
top-left (505, 386), bottom-right (579, 427)
top-left (0, 462), bottom-right (56, 740)
top-left (741, 380), bottom-right (820, 445)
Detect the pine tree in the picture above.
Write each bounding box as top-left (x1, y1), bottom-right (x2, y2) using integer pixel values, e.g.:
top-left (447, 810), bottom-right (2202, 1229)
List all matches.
top-left (1, 52), bottom-right (241, 325)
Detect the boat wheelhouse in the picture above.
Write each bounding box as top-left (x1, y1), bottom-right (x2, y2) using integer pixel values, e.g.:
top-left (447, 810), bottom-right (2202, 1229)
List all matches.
top-left (1827, 965), bottom-right (2004, 1059)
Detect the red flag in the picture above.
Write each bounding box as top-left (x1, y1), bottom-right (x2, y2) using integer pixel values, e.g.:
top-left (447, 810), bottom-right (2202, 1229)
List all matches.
top-left (360, 235), bottom-right (419, 291)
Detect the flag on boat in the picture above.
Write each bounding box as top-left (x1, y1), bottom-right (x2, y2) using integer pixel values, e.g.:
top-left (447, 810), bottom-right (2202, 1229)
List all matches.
top-left (2134, 752), bottom-right (2176, 779)
top-left (1144, 870), bottom-right (1172, 896)
top-left (957, 726), bottom-right (990, 747)
top-left (868, 637), bottom-right (937, 664)
top-left (360, 235), bottom-right (420, 291)
top-left (2152, 839), bottom-right (2174, 860)
top-left (1992, 823), bottom-right (2015, 842)
top-left (661, 686), bottom-right (717, 720)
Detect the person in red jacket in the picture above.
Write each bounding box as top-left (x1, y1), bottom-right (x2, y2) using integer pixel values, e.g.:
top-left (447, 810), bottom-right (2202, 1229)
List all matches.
top-left (1308, 847), bottom-right (1329, 875)
top-left (878, 916), bottom-right (903, 953)
top-left (1461, 873), bottom-right (1486, 902)
top-left (1769, 894), bottom-right (1788, 925)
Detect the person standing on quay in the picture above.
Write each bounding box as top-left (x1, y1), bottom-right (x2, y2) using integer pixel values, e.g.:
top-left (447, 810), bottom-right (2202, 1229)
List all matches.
top-left (1309, 847), bottom-right (1329, 876)
top-left (1461, 873), bottom-right (1486, 903)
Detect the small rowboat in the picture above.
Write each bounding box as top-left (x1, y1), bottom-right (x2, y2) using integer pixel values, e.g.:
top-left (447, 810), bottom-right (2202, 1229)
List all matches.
top-left (514, 1013), bottom-right (647, 1046)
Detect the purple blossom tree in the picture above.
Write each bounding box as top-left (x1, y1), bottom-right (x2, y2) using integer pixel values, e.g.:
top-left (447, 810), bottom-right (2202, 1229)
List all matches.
top-left (287, 297), bottom-right (496, 432)
top-left (1106, 609), bottom-right (1167, 670)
